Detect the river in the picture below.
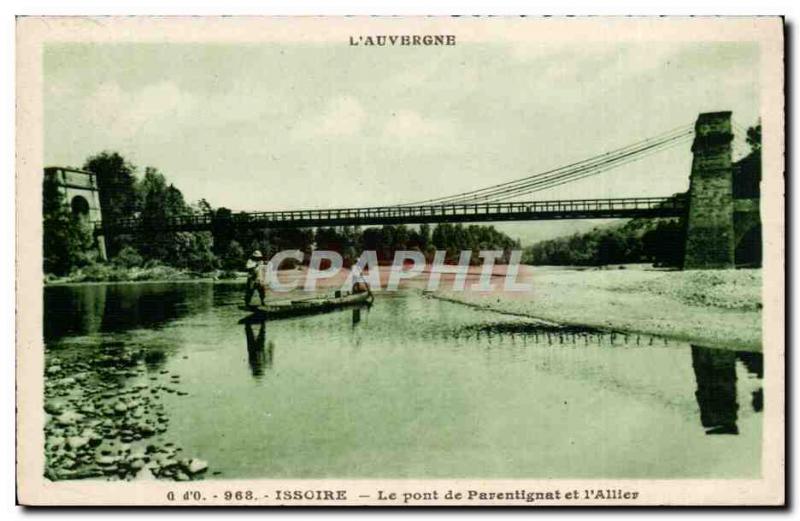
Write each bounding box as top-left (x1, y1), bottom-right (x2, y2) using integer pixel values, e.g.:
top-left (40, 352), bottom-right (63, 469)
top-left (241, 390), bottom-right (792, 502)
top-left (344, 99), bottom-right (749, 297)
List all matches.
top-left (43, 281), bottom-right (763, 480)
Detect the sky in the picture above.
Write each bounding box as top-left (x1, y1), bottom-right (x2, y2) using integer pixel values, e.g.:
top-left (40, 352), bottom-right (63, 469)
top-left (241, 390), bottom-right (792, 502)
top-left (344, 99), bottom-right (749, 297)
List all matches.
top-left (43, 40), bottom-right (760, 244)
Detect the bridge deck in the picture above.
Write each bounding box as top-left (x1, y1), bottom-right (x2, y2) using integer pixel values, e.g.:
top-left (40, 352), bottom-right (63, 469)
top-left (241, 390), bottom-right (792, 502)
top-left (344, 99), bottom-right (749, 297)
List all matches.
top-left (94, 197), bottom-right (686, 235)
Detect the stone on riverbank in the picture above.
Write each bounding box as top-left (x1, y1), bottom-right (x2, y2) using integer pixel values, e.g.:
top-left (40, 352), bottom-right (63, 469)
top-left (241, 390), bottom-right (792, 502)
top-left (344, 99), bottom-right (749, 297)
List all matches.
top-left (44, 349), bottom-right (210, 482)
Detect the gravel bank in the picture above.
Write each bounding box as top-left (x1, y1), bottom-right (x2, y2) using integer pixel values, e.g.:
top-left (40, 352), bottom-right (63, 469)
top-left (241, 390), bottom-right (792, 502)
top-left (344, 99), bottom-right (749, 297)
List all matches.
top-left (432, 266), bottom-right (762, 351)
top-left (44, 345), bottom-right (213, 481)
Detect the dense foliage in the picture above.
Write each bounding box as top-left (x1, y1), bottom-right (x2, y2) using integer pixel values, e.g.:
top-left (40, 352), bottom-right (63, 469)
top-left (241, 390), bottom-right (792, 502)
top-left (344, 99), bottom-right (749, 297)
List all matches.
top-left (213, 221), bottom-right (520, 268)
top-left (522, 218), bottom-right (685, 267)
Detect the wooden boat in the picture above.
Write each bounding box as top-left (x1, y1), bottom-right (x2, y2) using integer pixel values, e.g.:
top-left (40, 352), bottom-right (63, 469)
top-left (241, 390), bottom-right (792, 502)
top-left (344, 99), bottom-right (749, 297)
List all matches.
top-left (240, 290), bottom-right (373, 319)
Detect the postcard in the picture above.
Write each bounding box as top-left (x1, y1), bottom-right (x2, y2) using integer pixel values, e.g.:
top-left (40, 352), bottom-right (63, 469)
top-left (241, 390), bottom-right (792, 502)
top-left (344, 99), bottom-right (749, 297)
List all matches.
top-left (16, 16), bottom-right (784, 506)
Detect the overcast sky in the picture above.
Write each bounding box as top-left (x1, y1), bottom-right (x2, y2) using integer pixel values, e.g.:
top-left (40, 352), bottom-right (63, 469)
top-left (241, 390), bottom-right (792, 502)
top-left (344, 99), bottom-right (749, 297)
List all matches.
top-left (43, 40), bottom-right (759, 243)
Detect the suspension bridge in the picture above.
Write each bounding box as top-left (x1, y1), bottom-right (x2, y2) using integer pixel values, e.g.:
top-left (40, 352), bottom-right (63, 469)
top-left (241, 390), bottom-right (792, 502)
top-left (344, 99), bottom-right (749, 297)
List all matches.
top-left (49, 111), bottom-right (761, 269)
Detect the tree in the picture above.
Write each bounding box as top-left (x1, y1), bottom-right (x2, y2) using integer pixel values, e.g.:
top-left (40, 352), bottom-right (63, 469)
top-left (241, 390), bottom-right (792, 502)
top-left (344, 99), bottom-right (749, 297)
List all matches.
top-left (418, 223), bottom-right (431, 250)
top-left (137, 167), bottom-right (191, 264)
top-left (113, 246), bottom-right (144, 269)
top-left (83, 152), bottom-right (140, 257)
top-left (221, 240), bottom-right (245, 271)
top-left (175, 231), bottom-right (218, 272)
top-left (642, 220), bottom-right (685, 267)
top-left (746, 123), bottom-right (761, 153)
top-left (196, 198), bottom-right (213, 215)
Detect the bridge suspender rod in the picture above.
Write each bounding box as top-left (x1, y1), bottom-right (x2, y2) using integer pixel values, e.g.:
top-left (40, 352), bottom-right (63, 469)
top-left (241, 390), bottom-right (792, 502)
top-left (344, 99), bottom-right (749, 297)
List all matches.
top-left (404, 126), bottom-right (692, 206)
top-left (399, 123), bottom-right (693, 207)
top-left (434, 131), bottom-right (692, 205)
top-left (478, 132), bottom-right (693, 203)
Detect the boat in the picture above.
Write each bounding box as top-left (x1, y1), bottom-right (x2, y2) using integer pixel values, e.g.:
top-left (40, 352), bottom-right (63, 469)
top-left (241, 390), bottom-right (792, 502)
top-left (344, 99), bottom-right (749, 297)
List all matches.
top-left (239, 290), bottom-right (373, 320)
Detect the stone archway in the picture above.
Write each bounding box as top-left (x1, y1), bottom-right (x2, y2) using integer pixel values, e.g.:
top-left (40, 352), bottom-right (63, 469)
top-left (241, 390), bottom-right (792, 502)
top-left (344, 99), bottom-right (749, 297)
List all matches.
top-left (735, 219), bottom-right (762, 267)
top-left (69, 195), bottom-right (89, 222)
top-left (71, 195), bottom-right (90, 219)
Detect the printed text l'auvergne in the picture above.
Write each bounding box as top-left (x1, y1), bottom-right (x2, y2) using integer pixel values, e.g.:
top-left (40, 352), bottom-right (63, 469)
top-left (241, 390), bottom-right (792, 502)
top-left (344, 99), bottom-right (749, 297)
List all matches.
top-left (349, 35), bottom-right (456, 47)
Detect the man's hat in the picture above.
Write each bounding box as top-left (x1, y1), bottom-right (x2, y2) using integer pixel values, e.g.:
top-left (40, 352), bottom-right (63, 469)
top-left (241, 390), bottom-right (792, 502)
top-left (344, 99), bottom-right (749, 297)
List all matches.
top-left (252, 250), bottom-right (262, 258)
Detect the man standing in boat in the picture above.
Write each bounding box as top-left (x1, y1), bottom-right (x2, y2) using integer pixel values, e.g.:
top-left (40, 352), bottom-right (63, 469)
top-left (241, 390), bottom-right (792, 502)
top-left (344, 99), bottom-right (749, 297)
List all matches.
top-left (245, 250), bottom-right (268, 306)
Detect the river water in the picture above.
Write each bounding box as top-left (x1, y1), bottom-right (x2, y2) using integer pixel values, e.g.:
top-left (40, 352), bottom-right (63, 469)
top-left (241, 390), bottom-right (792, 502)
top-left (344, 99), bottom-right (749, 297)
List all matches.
top-left (44, 281), bottom-right (763, 479)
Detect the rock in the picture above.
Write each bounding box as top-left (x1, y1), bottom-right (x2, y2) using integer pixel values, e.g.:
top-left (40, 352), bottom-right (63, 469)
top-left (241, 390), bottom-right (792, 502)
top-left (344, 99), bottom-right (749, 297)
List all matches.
top-left (114, 402), bottom-right (128, 414)
top-left (44, 400), bottom-right (66, 415)
top-left (66, 436), bottom-right (89, 450)
top-left (184, 458), bottom-right (208, 475)
top-left (56, 410), bottom-right (83, 426)
top-left (175, 472), bottom-right (190, 481)
top-left (46, 365), bottom-right (62, 375)
top-left (81, 428), bottom-right (100, 439)
top-left (155, 453), bottom-right (176, 466)
top-left (101, 464), bottom-right (119, 475)
top-left (70, 468), bottom-right (105, 479)
top-left (79, 404), bottom-right (96, 414)
top-left (95, 455), bottom-right (119, 466)
top-left (135, 467), bottom-right (156, 481)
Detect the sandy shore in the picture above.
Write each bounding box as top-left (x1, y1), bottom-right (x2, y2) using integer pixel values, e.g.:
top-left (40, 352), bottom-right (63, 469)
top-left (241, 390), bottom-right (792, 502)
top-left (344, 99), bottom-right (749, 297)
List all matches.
top-left (431, 266), bottom-right (762, 352)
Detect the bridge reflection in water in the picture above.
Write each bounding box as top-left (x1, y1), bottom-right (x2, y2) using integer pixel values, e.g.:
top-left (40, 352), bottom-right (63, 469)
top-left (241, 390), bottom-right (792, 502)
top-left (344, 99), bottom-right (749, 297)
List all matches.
top-left (691, 345), bottom-right (763, 435)
top-left (239, 309), bottom-right (763, 435)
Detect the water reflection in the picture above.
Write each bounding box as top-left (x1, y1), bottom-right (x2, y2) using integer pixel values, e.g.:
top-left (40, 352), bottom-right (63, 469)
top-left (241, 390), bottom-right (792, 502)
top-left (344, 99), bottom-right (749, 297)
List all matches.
top-left (454, 322), bottom-right (675, 348)
top-left (691, 345), bottom-right (739, 434)
top-left (43, 283), bottom-right (765, 478)
top-left (243, 320), bottom-right (273, 379)
top-left (455, 322), bottom-right (765, 437)
top-left (691, 345), bottom-right (764, 435)
top-left (44, 283), bottom-right (214, 340)
top-left (239, 307), bottom-right (368, 379)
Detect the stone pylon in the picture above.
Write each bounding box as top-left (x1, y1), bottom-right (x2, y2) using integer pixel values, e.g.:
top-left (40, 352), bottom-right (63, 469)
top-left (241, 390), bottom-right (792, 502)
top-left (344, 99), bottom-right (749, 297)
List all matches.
top-left (683, 112), bottom-right (736, 269)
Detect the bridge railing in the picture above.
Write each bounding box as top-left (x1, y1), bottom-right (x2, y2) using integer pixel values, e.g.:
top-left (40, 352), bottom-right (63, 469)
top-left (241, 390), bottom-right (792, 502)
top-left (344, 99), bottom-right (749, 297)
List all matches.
top-left (93, 196), bottom-right (686, 233)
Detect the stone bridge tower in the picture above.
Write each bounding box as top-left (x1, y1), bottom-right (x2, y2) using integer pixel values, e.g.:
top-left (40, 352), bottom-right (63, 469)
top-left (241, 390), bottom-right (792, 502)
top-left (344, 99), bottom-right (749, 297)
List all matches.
top-left (44, 166), bottom-right (108, 260)
top-left (683, 112), bottom-right (736, 269)
top-left (683, 112), bottom-right (762, 269)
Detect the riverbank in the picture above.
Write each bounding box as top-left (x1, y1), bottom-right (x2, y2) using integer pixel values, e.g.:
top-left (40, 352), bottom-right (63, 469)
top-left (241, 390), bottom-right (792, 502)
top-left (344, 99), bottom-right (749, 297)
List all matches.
top-left (44, 345), bottom-right (212, 481)
top-left (432, 266), bottom-right (762, 351)
top-left (44, 264), bottom-right (245, 285)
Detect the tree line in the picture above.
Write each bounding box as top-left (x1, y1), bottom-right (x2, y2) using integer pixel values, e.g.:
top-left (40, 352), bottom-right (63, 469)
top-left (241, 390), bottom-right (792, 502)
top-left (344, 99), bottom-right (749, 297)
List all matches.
top-left (522, 218), bottom-right (686, 267)
top-left (43, 152), bottom-right (521, 276)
